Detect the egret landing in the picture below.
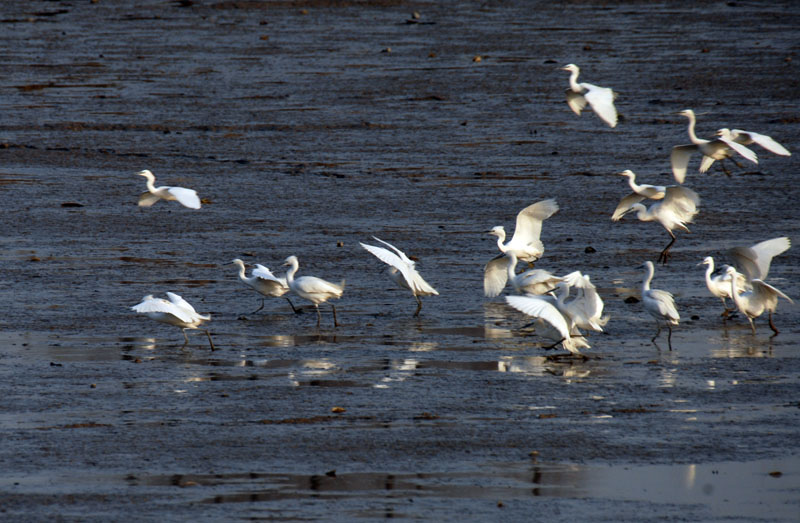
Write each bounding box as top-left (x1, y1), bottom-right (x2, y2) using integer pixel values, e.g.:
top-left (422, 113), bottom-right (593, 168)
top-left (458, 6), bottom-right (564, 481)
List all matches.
top-left (360, 236), bottom-right (438, 317)
top-left (131, 292), bottom-right (214, 350)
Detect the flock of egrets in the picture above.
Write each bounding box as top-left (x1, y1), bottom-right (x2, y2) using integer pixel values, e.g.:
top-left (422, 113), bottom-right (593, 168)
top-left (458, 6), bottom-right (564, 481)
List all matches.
top-left (131, 64), bottom-right (793, 354)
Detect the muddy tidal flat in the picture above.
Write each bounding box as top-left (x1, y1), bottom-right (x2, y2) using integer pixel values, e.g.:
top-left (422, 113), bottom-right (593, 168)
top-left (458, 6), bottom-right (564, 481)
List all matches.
top-left (1, 1), bottom-right (799, 520)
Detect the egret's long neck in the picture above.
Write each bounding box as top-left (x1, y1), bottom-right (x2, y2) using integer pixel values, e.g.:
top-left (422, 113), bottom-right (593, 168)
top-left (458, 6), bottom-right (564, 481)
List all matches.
top-left (704, 261), bottom-right (714, 288)
top-left (285, 261), bottom-right (298, 285)
top-left (235, 262), bottom-right (248, 282)
top-left (142, 173), bottom-right (157, 193)
top-left (506, 252), bottom-right (518, 283)
top-left (495, 231), bottom-right (507, 252)
top-left (642, 264), bottom-right (654, 293)
top-left (625, 174), bottom-right (639, 193)
top-left (685, 113), bottom-right (702, 144)
top-left (557, 284), bottom-right (570, 306)
top-left (568, 69), bottom-right (581, 92)
top-left (729, 273), bottom-right (746, 313)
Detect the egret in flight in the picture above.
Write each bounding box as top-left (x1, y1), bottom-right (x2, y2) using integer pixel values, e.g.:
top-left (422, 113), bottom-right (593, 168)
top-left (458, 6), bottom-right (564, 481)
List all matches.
top-left (670, 110), bottom-right (758, 183)
top-left (698, 257), bottom-right (745, 318)
top-left (726, 266), bottom-right (792, 335)
top-left (232, 259), bottom-right (298, 314)
top-left (484, 199), bottom-right (559, 297)
top-left (613, 185), bottom-right (700, 263)
top-left (562, 64), bottom-right (618, 128)
top-left (131, 292), bottom-right (214, 349)
top-left (639, 261), bottom-right (679, 350)
top-left (284, 255), bottom-right (345, 328)
top-left (716, 128), bottom-right (791, 157)
top-left (136, 169), bottom-right (202, 209)
top-left (360, 236), bottom-right (439, 317)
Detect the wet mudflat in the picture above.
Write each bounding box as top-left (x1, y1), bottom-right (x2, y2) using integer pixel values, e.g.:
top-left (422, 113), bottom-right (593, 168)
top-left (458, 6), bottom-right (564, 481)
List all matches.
top-left (1, 0), bottom-right (799, 520)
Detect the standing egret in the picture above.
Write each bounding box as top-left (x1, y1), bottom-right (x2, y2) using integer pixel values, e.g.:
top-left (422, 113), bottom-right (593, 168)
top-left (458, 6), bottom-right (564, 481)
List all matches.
top-left (698, 257), bottom-right (746, 317)
top-left (131, 292), bottom-right (214, 350)
top-left (716, 128), bottom-right (791, 157)
top-left (728, 236), bottom-right (791, 282)
top-left (670, 110), bottom-right (758, 183)
top-left (561, 64), bottom-right (618, 128)
top-left (232, 259), bottom-right (298, 314)
top-left (611, 170), bottom-right (670, 221)
top-left (360, 236), bottom-right (438, 317)
top-left (283, 255), bottom-right (345, 328)
top-left (484, 199), bottom-right (559, 297)
top-left (614, 186), bottom-right (700, 263)
top-left (639, 261), bottom-right (679, 350)
top-left (505, 293), bottom-right (590, 356)
top-left (136, 169), bottom-right (202, 209)
top-left (726, 266), bottom-right (792, 335)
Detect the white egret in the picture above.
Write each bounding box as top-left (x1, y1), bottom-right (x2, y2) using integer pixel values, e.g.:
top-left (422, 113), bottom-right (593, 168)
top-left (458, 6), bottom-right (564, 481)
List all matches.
top-left (283, 255), bottom-right (345, 328)
top-left (611, 170), bottom-right (670, 221)
top-left (670, 110), bottom-right (758, 183)
top-left (640, 261), bottom-right (679, 350)
top-left (232, 259), bottom-right (298, 314)
top-left (613, 185), bottom-right (700, 263)
top-left (728, 236), bottom-right (791, 282)
top-left (559, 271), bottom-right (609, 332)
top-left (136, 169), bottom-right (202, 209)
top-left (505, 293), bottom-right (590, 356)
top-left (131, 292), bottom-right (214, 349)
top-left (561, 64), bottom-right (618, 128)
top-left (484, 199), bottom-right (559, 297)
top-left (716, 128), bottom-right (791, 157)
top-left (698, 256), bottom-right (746, 317)
top-left (726, 266), bottom-right (793, 335)
top-left (508, 253), bottom-right (563, 296)
top-left (360, 236), bottom-right (439, 317)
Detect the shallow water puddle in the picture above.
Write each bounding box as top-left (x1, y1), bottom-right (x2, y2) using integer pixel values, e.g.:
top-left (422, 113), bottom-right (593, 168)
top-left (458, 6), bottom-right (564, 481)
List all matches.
top-left (98, 457), bottom-right (794, 519)
top-left (195, 458), bottom-right (789, 518)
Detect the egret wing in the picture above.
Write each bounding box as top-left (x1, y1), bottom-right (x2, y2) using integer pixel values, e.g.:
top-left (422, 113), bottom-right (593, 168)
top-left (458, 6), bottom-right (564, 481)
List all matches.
top-left (252, 264), bottom-right (285, 284)
top-left (371, 236), bottom-right (414, 266)
top-left (663, 186), bottom-right (699, 214)
top-left (138, 191), bottom-right (162, 207)
top-left (167, 187), bottom-right (201, 209)
top-left (505, 295), bottom-right (571, 341)
top-left (734, 130), bottom-right (790, 156)
top-left (484, 254), bottom-right (510, 298)
top-left (565, 89), bottom-right (587, 115)
top-left (729, 237), bottom-right (791, 281)
top-left (647, 289), bottom-right (679, 322)
top-left (582, 83), bottom-right (618, 127)
top-left (612, 192), bottom-right (645, 221)
top-left (718, 137), bottom-right (758, 164)
top-left (166, 292), bottom-right (208, 320)
top-left (132, 296), bottom-right (194, 324)
top-left (511, 199), bottom-right (559, 246)
top-left (670, 144), bottom-right (695, 183)
top-left (751, 279), bottom-right (793, 304)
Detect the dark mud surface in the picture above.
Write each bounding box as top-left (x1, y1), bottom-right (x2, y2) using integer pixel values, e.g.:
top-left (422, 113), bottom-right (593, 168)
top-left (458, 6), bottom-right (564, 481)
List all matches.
top-left (1, 0), bottom-right (799, 520)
